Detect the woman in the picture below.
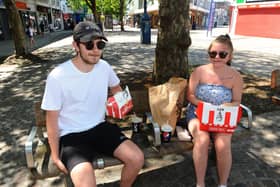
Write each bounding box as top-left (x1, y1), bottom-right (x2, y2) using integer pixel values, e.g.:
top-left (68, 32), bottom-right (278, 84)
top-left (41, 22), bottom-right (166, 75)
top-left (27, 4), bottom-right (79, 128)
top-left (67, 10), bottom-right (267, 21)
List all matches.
top-left (26, 22), bottom-right (35, 49)
top-left (186, 34), bottom-right (243, 187)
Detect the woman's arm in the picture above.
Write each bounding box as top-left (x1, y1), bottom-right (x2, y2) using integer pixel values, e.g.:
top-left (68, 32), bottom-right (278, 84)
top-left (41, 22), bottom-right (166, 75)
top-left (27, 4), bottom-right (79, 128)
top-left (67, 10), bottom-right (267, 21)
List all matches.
top-left (224, 71), bottom-right (243, 106)
top-left (187, 68), bottom-right (202, 106)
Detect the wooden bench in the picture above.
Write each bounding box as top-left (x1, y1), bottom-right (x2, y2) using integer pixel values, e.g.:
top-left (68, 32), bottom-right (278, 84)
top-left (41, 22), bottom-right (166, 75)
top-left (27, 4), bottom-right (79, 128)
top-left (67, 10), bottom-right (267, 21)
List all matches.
top-left (25, 90), bottom-right (253, 186)
top-left (271, 69), bottom-right (280, 105)
top-left (24, 90), bottom-right (193, 186)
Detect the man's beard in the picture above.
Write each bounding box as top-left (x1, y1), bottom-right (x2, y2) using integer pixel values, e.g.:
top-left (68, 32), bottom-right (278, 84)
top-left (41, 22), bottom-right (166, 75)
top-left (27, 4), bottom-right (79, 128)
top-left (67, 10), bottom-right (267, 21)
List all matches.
top-left (79, 51), bottom-right (100, 65)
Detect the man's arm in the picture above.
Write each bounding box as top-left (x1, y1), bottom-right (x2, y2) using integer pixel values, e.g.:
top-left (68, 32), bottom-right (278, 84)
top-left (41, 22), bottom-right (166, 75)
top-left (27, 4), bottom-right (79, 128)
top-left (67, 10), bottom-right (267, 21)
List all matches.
top-left (46, 110), bottom-right (68, 174)
top-left (110, 84), bottom-right (122, 95)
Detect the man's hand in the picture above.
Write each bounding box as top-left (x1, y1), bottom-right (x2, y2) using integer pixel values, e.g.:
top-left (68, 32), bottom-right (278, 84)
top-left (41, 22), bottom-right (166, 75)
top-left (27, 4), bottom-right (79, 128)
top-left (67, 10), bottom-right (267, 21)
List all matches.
top-left (52, 157), bottom-right (68, 174)
top-left (110, 85), bottom-right (122, 95)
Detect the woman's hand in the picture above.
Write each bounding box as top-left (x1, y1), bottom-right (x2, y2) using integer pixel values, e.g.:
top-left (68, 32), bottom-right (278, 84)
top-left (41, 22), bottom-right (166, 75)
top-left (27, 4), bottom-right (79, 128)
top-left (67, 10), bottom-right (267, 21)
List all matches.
top-left (222, 102), bottom-right (240, 107)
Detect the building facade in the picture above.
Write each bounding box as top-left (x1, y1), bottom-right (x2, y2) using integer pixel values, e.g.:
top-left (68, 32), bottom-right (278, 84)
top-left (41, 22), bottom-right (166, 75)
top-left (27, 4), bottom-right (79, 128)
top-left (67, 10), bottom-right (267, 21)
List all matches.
top-left (230, 0), bottom-right (280, 38)
top-left (127, 0), bottom-right (213, 29)
top-left (127, 0), bottom-right (230, 30)
top-left (190, 0), bottom-right (210, 29)
top-left (0, 0), bottom-right (69, 40)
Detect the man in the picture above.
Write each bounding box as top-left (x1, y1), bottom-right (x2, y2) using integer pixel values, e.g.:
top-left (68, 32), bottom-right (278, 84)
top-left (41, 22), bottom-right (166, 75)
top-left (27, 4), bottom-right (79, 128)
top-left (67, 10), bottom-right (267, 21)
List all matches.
top-left (41, 21), bottom-right (144, 187)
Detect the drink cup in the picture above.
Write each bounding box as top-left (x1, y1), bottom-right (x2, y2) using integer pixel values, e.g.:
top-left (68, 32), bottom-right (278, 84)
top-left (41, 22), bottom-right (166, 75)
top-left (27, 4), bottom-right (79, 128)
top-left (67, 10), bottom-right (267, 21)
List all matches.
top-left (161, 124), bottom-right (172, 143)
top-left (131, 116), bottom-right (142, 133)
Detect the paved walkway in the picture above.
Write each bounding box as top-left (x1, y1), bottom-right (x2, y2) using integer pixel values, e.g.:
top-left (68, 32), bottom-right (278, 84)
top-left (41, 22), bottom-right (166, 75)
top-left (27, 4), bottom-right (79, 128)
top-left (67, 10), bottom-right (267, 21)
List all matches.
top-left (0, 26), bottom-right (280, 187)
top-left (0, 30), bottom-right (73, 58)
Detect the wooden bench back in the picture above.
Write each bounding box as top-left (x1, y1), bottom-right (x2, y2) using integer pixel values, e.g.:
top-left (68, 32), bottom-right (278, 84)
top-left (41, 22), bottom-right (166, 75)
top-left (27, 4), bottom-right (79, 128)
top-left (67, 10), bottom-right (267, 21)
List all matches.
top-left (271, 69), bottom-right (280, 105)
top-left (34, 102), bottom-right (46, 126)
top-left (271, 69), bottom-right (280, 89)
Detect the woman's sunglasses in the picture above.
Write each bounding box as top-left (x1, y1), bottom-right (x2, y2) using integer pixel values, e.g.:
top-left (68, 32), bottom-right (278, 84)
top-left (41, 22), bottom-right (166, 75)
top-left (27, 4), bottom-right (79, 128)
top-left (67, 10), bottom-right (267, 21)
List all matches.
top-left (208, 51), bottom-right (228, 59)
top-left (80, 41), bottom-right (106, 50)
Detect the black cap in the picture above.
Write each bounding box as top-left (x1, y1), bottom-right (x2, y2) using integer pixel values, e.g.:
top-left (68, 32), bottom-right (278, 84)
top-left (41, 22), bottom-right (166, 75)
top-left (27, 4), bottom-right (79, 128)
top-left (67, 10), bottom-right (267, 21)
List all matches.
top-left (73, 21), bottom-right (107, 42)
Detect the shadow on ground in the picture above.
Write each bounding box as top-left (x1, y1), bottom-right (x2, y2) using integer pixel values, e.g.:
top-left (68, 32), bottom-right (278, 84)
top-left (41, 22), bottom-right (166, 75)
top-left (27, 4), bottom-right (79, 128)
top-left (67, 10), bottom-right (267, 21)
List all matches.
top-left (0, 34), bottom-right (280, 186)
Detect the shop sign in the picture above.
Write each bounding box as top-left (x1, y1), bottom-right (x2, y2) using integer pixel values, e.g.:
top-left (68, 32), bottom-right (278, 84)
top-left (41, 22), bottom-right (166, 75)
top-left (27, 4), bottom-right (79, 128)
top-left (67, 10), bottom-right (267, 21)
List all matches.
top-left (37, 5), bottom-right (49, 13)
top-left (238, 2), bottom-right (280, 9)
top-left (15, 1), bottom-right (27, 9)
top-left (246, 0), bottom-right (279, 3)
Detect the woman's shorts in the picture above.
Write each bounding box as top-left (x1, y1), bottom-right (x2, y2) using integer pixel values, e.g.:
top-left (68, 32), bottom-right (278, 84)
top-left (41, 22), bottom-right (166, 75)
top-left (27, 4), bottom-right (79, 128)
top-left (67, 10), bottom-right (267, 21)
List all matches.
top-left (59, 121), bottom-right (128, 172)
top-left (185, 104), bottom-right (197, 126)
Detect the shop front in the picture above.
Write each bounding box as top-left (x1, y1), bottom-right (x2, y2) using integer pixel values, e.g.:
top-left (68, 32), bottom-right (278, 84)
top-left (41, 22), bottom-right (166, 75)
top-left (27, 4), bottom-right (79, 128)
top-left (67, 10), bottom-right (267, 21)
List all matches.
top-left (63, 13), bottom-right (74, 30)
top-left (230, 1), bottom-right (280, 38)
top-left (0, 7), bottom-right (10, 40)
top-left (52, 8), bottom-right (62, 30)
top-left (37, 5), bottom-right (51, 32)
top-left (190, 8), bottom-right (208, 30)
top-left (19, 10), bottom-right (39, 35)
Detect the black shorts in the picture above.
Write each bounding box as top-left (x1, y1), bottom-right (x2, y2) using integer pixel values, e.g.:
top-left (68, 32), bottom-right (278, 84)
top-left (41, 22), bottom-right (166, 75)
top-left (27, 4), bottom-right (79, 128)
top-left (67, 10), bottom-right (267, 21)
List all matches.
top-left (59, 121), bottom-right (128, 172)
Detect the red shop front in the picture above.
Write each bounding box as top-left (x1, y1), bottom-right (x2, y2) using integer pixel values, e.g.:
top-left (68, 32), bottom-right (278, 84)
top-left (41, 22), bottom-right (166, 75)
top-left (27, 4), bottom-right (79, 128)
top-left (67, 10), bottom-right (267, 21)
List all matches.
top-left (230, 2), bottom-right (280, 39)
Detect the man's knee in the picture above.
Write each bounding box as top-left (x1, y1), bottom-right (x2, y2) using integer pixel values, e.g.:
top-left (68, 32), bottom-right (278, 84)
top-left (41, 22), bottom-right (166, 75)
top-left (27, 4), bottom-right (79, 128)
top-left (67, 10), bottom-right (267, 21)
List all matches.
top-left (133, 149), bottom-right (144, 168)
top-left (70, 162), bottom-right (95, 186)
top-left (115, 140), bottom-right (144, 169)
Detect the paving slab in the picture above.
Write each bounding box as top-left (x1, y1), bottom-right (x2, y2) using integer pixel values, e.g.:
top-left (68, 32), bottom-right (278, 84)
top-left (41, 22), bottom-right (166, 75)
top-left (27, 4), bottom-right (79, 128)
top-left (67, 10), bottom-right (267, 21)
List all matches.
top-left (0, 26), bottom-right (279, 187)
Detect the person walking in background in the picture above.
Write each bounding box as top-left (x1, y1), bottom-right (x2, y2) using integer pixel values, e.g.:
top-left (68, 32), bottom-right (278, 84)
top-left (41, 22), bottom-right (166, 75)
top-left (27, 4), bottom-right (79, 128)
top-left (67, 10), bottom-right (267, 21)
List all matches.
top-left (41, 21), bottom-right (144, 187)
top-left (185, 34), bottom-right (243, 187)
top-left (39, 21), bottom-right (45, 36)
top-left (26, 21), bottom-right (35, 50)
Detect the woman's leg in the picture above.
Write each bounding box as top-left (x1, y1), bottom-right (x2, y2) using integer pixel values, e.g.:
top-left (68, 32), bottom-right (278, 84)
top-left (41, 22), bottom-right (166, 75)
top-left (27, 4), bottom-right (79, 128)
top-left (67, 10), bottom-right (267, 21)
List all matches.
top-left (188, 118), bottom-right (211, 187)
top-left (213, 133), bottom-right (232, 186)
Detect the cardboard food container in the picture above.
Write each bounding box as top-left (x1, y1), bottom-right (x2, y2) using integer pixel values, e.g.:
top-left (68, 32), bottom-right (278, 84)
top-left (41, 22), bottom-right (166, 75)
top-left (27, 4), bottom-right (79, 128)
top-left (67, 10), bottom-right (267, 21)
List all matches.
top-left (106, 86), bottom-right (133, 119)
top-left (196, 102), bottom-right (242, 133)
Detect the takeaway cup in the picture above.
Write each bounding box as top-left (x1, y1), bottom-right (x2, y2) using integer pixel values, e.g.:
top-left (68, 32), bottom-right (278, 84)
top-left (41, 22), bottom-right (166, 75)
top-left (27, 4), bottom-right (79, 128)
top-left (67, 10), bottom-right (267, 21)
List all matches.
top-left (131, 116), bottom-right (142, 133)
top-left (161, 124), bottom-right (172, 143)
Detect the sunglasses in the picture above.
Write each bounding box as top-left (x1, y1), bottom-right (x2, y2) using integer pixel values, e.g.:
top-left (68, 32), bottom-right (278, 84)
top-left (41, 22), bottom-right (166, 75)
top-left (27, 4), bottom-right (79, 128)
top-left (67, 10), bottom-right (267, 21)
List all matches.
top-left (80, 40), bottom-right (106, 50)
top-left (208, 51), bottom-right (228, 59)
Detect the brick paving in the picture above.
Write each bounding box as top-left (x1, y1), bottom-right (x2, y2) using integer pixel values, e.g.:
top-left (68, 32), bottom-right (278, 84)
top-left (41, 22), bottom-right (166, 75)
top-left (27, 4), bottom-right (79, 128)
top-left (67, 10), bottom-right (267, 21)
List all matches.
top-left (0, 26), bottom-right (280, 187)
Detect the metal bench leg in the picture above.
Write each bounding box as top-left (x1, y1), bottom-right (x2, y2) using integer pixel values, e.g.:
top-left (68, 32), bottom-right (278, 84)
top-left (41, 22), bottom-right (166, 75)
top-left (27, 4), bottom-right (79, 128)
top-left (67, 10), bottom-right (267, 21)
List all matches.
top-left (63, 175), bottom-right (74, 187)
top-left (240, 104), bottom-right (253, 129)
top-left (145, 112), bottom-right (161, 146)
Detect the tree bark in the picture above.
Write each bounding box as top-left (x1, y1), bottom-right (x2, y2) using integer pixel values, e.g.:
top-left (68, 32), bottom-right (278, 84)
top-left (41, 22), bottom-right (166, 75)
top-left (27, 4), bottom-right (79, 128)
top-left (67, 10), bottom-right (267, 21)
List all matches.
top-left (153, 0), bottom-right (191, 84)
top-left (119, 0), bottom-right (125, 31)
top-left (3, 0), bottom-right (26, 56)
top-left (83, 0), bottom-right (97, 23)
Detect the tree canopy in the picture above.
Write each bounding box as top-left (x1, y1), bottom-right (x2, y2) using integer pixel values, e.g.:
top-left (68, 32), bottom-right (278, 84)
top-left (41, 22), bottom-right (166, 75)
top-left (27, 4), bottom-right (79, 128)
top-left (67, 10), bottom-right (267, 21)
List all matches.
top-left (67, 0), bottom-right (121, 20)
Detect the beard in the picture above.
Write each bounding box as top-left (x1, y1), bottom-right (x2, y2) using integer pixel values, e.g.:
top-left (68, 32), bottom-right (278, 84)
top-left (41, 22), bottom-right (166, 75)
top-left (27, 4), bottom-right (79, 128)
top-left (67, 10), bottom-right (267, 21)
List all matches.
top-left (79, 51), bottom-right (101, 65)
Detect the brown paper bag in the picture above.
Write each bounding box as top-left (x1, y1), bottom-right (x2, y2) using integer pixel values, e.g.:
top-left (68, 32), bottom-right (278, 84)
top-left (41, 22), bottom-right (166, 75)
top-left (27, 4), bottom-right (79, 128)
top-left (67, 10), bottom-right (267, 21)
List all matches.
top-left (148, 77), bottom-right (187, 134)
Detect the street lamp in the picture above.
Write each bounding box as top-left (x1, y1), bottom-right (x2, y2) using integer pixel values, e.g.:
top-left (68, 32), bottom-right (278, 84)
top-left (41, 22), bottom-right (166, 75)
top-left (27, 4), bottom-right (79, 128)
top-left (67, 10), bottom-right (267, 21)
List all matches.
top-left (206, 0), bottom-right (216, 37)
top-left (140, 0), bottom-right (151, 44)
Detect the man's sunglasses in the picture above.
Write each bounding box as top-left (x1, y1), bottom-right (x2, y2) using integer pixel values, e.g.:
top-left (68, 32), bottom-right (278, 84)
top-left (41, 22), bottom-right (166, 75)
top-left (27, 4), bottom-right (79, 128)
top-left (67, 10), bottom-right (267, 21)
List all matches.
top-left (80, 41), bottom-right (106, 50)
top-left (208, 51), bottom-right (228, 59)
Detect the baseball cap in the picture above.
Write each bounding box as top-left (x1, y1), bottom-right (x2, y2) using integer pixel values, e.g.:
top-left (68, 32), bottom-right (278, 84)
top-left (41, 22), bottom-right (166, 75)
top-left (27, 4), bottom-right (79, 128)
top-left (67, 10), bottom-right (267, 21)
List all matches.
top-left (73, 21), bottom-right (108, 42)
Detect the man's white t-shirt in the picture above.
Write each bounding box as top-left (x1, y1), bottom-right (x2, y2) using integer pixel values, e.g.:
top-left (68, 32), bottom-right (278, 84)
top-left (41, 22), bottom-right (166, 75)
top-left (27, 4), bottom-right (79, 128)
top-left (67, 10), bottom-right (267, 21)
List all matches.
top-left (41, 59), bottom-right (120, 137)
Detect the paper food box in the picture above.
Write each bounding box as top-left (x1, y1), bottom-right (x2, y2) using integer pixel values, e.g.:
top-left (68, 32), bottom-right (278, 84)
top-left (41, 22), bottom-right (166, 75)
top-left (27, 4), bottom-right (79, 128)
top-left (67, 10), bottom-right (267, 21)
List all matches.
top-left (196, 102), bottom-right (242, 133)
top-left (106, 86), bottom-right (133, 119)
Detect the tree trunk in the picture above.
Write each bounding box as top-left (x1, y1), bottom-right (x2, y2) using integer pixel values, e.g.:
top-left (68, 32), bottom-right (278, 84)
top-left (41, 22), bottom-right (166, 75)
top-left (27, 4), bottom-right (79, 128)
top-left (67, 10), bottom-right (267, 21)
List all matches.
top-left (119, 0), bottom-right (125, 31)
top-left (3, 0), bottom-right (26, 56)
top-left (153, 0), bottom-right (191, 84)
top-left (85, 0), bottom-right (97, 23)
